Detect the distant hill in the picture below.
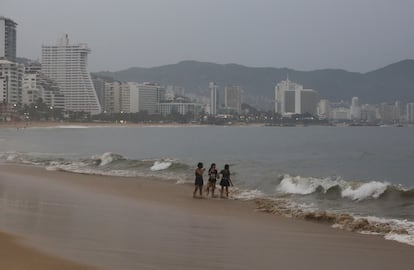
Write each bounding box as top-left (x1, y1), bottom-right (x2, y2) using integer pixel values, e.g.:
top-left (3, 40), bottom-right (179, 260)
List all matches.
top-left (95, 60), bottom-right (414, 104)
top-left (14, 57), bottom-right (413, 104)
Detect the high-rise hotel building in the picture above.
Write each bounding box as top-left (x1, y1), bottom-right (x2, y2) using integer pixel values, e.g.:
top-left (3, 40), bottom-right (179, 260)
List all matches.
top-left (41, 35), bottom-right (101, 114)
top-left (209, 82), bottom-right (218, 115)
top-left (0, 16), bottom-right (17, 61)
top-left (406, 103), bottom-right (414, 123)
top-left (224, 85), bottom-right (243, 114)
top-left (274, 79), bottom-right (319, 115)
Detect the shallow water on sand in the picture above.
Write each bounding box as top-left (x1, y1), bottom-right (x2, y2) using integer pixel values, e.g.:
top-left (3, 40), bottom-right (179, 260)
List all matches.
top-left (1, 168), bottom-right (414, 270)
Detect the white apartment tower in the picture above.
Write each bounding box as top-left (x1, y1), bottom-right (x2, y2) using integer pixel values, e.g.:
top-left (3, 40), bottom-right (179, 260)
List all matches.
top-left (209, 82), bottom-right (218, 115)
top-left (317, 99), bottom-right (331, 119)
top-left (406, 103), bottom-right (414, 123)
top-left (274, 78), bottom-right (319, 115)
top-left (350, 97), bottom-right (361, 120)
top-left (41, 35), bottom-right (101, 114)
top-left (0, 59), bottom-right (23, 104)
top-left (0, 17), bottom-right (17, 61)
top-left (127, 82), bottom-right (165, 114)
top-left (224, 85), bottom-right (243, 114)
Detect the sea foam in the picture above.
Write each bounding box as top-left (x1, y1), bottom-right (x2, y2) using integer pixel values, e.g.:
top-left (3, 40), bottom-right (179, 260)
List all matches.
top-left (341, 181), bottom-right (389, 201)
top-left (276, 174), bottom-right (394, 201)
top-left (150, 160), bottom-right (172, 171)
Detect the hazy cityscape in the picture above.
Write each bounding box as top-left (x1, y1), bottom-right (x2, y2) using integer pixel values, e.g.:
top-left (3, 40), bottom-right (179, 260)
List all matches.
top-left (1, 1), bottom-right (414, 270)
top-left (1, 15), bottom-right (413, 126)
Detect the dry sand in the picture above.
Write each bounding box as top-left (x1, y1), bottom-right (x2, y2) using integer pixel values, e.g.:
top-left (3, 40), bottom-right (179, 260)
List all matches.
top-left (0, 164), bottom-right (413, 270)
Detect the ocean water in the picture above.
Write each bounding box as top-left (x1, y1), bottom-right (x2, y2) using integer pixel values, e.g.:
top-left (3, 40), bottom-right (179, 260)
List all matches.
top-left (1, 125), bottom-right (414, 245)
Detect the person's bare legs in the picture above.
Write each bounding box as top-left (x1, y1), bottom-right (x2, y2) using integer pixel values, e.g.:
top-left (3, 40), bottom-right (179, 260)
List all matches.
top-left (199, 185), bottom-right (203, 197)
top-left (225, 186), bottom-right (229, 197)
top-left (206, 183), bottom-right (210, 196)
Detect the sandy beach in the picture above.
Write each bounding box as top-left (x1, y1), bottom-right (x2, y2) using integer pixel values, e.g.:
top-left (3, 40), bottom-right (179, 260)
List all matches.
top-left (0, 121), bottom-right (161, 129)
top-left (1, 164), bottom-right (413, 270)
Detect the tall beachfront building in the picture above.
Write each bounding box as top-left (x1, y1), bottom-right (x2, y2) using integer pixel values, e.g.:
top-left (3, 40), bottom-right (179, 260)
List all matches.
top-left (274, 78), bottom-right (319, 115)
top-left (41, 35), bottom-right (101, 114)
top-left (0, 16), bottom-right (17, 61)
top-left (224, 85), bottom-right (243, 114)
top-left (350, 97), bottom-right (361, 120)
top-left (209, 82), bottom-right (218, 115)
top-left (0, 59), bottom-right (24, 104)
top-left (406, 103), bottom-right (414, 123)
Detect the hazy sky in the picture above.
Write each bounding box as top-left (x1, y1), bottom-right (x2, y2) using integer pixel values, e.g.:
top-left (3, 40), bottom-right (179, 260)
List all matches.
top-left (2, 0), bottom-right (414, 72)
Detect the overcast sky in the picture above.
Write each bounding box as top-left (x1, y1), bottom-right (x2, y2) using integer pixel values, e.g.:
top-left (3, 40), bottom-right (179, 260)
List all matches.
top-left (2, 0), bottom-right (414, 72)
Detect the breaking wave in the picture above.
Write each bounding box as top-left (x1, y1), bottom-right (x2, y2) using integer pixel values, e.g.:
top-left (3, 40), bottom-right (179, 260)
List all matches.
top-left (254, 197), bottom-right (414, 246)
top-left (276, 174), bottom-right (414, 202)
top-left (0, 151), bottom-right (190, 182)
top-left (1, 151), bottom-right (414, 246)
top-left (150, 160), bottom-right (173, 171)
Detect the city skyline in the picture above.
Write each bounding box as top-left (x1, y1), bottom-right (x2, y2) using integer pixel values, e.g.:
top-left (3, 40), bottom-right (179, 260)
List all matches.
top-left (2, 0), bottom-right (414, 72)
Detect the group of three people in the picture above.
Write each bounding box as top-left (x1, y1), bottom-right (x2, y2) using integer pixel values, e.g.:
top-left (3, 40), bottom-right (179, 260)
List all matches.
top-left (194, 162), bottom-right (233, 198)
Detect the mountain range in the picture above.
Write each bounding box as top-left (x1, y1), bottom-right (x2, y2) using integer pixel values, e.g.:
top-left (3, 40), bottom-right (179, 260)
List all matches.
top-left (95, 60), bottom-right (414, 105)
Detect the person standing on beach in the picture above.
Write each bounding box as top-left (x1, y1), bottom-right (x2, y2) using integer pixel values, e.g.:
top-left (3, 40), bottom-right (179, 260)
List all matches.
top-left (206, 163), bottom-right (218, 197)
top-left (193, 162), bottom-right (205, 198)
top-left (219, 164), bottom-right (233, 198)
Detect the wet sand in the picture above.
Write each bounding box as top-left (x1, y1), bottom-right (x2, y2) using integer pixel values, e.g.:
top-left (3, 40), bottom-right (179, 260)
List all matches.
top-left (1, 164), bottom-right (414, 270)
top-left (0, 232), bottom-right (97, 270)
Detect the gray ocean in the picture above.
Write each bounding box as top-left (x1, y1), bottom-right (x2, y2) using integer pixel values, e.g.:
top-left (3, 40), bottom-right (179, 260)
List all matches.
top-left (1, 125), bottom-right (414, 244)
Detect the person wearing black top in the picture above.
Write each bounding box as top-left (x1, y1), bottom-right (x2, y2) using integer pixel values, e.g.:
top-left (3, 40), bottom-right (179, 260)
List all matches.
top-left (206, 163), bottom-right (218, 197)
top-left (219, 164), bottom-right (233, 198)
top-left (193, 162), bottom-right (205, 198)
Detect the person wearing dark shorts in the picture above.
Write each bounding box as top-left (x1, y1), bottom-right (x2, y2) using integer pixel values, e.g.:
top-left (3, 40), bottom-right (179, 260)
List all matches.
top-left (193, 162), bottom-right (205, 198)
top-left (219, 164), bottom-right (233, 198)
top-left (206, 163), bottom-right (218, 197)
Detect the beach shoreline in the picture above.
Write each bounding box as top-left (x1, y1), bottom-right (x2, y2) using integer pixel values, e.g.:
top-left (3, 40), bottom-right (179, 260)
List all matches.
top-left (0, 120), bottom-right (267, 129)
top-left (1, 164), bottom-right (414, 270)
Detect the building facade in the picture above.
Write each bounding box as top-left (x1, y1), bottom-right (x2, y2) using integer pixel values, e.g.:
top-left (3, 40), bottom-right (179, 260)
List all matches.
top-left (0, 17), bottom-right (17, 61)
top-left (275, 79), bottom-right (319, 115)
top-left (406, 103), bottom-right (414, 123)
top-left (0, 59), bottom-right (23, 104)
top-left (317, 99), bottom-right (331, 119)
top-left (128, 82), bottom-right (165, 114)
top-left (41, 35), bottom-right (101, 114)
top-left (224, 85), bottom-right (243, 114)
top-left (158, 102), bottom-right (203, 117)
top-left (104, 81), bottom-right (124, 113)
top-left (350, 97), bottom-right (361, 120)
top-left (209, 82), bottom-right (218, 115)
top-left (104, 82), bottom-right (165, 114)
top-left (22, 73), bottom-right (39, 105)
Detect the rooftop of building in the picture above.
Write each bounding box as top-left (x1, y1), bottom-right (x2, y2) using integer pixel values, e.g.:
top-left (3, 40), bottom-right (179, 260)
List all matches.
top-left (0, 16), bottom-right (18, 25)
top-left (0, 59), bottom-right (18, 65)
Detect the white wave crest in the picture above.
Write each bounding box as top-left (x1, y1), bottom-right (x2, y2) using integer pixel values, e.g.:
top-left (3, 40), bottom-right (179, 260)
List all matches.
top-left (341, 181), bottom-right (389, 201)
top-left (233, 189), bottom-right (265, 200)
top-left (150, 160), bottom-right (172, 171)
top-left (276, 175), bottom-right (391, 201)
top-left (98, 152), bottom-right (116, 166)
top-left (91, 152), bottom-right (125, 166)
top-left (276, 175), bottom-right (340, 195)
top-left (6, 153), bottom-right (18, 161)
top-left (52, 125), bottom-right (89, 129)
top-left (358, 216), bottom-right (414, 246)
